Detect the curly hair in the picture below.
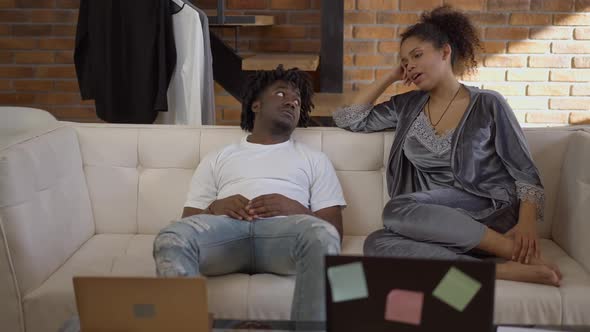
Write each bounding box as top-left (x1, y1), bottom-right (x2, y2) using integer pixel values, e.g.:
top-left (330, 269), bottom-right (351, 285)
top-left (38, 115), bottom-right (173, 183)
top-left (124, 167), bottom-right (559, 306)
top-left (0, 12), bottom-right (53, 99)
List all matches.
top-left (241, 65), bottom-right (315, 132)
top-left (400, 5), bottom-right (482, 75)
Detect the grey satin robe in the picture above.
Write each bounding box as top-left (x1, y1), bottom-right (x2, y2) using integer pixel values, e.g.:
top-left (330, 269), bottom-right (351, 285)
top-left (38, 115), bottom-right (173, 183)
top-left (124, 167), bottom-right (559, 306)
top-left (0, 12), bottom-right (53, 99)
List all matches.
top-left (333, 86), bottom-right (545, 259)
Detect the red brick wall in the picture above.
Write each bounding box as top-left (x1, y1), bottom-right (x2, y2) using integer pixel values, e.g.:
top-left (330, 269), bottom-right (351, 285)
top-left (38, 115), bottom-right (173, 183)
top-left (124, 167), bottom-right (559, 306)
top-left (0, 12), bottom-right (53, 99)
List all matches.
top-left (0, 0), bottom-right (96, 121)
top-left (1, 0), bottom-right (590, 125)
top-left (344, 0), bottom-right (590, 125)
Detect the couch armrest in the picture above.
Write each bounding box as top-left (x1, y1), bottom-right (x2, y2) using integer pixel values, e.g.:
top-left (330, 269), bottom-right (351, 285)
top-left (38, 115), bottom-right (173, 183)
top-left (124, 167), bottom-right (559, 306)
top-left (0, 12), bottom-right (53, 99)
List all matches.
top-left (0, 216), bottom-right (24, 332)
top-left (552, 131), bottom-right (590, 273)
top-left (0, 107), bottom-right (60, 150)
top-left (0, 126), bottom-right (95, 298)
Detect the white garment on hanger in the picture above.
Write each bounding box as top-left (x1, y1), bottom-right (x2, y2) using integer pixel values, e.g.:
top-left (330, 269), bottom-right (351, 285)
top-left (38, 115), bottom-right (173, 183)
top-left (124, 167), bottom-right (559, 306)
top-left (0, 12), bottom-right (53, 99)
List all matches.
top-left (157, 0), bottom-right (205, 125)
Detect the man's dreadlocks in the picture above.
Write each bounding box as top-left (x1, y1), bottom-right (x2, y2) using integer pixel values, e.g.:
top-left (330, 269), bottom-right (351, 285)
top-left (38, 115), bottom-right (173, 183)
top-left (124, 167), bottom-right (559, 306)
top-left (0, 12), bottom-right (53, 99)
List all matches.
top-left (241, 65), bottom-right (314, 131)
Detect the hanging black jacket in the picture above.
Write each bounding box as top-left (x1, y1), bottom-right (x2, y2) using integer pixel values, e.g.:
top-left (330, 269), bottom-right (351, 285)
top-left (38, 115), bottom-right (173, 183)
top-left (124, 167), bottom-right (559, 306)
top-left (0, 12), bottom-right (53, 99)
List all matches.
top-left (75, 0), bottom-right (176, 123)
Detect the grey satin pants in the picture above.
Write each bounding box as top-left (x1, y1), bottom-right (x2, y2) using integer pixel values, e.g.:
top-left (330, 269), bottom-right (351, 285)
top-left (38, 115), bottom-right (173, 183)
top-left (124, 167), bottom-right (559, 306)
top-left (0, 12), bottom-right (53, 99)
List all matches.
top-left (364, 188), bottom-right (518, 261)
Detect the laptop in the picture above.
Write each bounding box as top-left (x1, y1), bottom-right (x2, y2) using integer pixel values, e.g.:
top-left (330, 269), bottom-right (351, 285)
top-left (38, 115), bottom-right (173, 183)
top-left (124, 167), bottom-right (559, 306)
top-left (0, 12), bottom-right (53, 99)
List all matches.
top-left (325, 255), bottom-right (496, 332)
top-left (73, 276), bottom-right (210, 332)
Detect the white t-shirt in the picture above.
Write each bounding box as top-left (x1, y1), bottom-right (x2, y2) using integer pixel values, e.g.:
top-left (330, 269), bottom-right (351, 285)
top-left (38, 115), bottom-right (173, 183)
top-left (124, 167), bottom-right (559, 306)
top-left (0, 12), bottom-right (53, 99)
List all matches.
top-left (185, 136), bottom-right (346, 213)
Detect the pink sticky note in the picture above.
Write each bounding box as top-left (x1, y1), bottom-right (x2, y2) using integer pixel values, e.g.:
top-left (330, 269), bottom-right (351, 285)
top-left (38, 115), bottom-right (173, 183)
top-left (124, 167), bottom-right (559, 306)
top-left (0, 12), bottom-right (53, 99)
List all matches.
top-left (384, 289), bottom-right (424, 326)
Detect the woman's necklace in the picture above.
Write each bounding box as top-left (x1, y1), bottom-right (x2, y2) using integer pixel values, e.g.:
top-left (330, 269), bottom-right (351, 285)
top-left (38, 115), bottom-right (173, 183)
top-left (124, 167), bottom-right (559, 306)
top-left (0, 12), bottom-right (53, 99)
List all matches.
top-left (426, 85), bottom-right (462, 128)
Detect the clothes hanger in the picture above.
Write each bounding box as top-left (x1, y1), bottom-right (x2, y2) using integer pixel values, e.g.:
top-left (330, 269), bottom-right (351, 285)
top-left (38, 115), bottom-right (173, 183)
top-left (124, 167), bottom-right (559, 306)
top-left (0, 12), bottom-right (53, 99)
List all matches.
top-left (177, 0), bottom-right (201, 12)
top-left (170, 0), bottom-right (185, 14)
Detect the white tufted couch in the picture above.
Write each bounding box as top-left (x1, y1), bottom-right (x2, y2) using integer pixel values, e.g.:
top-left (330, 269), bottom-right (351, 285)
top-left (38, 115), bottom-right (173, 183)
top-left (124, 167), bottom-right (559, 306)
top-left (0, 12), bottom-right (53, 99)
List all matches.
top-left (1, 113), bottom-right (590, 332)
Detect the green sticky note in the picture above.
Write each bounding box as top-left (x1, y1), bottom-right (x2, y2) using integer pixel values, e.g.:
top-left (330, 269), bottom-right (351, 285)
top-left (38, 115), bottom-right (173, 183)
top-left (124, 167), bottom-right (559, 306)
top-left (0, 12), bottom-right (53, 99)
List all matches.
top-left (327, 262), bottom-right (368, 303)
top-left (432, 267), bottom-right (482, 312)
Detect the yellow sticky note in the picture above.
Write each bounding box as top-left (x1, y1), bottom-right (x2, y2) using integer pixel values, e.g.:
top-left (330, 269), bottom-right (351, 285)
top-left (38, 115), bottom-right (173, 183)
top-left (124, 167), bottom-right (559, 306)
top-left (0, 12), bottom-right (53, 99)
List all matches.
top-left (432, 267), bottom-right (482, 312)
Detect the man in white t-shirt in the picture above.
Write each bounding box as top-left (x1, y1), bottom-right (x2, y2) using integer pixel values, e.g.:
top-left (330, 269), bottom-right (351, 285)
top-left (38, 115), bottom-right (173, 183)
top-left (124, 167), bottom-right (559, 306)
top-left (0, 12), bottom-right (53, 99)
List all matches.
top-left (153, 65), bottom-right (346, 323)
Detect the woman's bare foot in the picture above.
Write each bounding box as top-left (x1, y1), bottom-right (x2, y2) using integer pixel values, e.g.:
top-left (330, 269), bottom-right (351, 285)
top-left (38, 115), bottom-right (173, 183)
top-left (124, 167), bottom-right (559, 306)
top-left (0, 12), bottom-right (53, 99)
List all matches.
top-left (527, 256), bottom-right (563, 280)
top-left (496, 261), bottom-right (560, 286)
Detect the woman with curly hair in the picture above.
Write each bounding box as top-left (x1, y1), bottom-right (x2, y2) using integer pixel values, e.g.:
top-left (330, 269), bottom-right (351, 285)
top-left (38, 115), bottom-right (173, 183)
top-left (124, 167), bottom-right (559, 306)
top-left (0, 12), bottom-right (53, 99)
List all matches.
top-left (333, 6), bottom-right (562, 286)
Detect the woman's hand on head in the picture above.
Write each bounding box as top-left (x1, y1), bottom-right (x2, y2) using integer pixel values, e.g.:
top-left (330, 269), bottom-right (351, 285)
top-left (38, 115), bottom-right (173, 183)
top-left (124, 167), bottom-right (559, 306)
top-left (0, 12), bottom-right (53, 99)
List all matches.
top-left (393, 64), bottom-right (411, 86)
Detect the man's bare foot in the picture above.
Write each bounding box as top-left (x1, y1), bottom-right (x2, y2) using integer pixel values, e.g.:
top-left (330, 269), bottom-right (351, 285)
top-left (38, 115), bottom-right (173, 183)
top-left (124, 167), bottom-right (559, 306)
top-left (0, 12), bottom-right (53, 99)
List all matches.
top-left (496, 261), bottom-right (560, 286)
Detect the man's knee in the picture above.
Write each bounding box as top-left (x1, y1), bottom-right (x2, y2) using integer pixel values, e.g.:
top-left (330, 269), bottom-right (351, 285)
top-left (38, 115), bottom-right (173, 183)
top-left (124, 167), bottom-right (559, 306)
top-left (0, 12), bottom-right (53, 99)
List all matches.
top-left (154, 232), bottom-right (188, 255)
top-left (299, 219), bottom-right (341, 253)
top-left (153, 221), bottom-right (196, 254)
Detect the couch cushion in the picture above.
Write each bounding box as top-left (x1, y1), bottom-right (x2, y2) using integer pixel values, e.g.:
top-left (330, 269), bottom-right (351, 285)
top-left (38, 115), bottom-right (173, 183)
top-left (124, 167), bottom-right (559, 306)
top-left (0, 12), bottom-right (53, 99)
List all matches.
top-left (22, 234), bottom-right (132, 332)
top-left (343, 236), bottom-right (586, 325)
top-left (25, 234), bottom-right (590, 331)
top-left (494, 238), bottom-right (590, 325)
top-left (291, 129), bottom-right (323, 152)
top-left (138, 168), bottom-right (194, 234)
top-left (198, 127), bottom-right (244, 159)
top-left (322, 130), bottom-right (384, 172)
top-left (523, 128), bottom-right (573, 239)
top-left (138, 128), bottom-right (200, 169)
top-left (110, 255), bottom-right (251, 321)
top-left (76, 127), bottom-right (139, 233)
top-left (85, 166), bottom-right (139, 234)
top-left (552, 131), bottom-right (590, 273)
top-left (337, 171), bottom-right (383, 236)
top-left (76, 125), bottom-right (390, 237)
top-left (242, 239), bottom-right (583, 325)
top-left (341, 236), bottom-right (578, 325)
top-left (0, 126), bottom-right (94, 296)
top-left (74, 124), bottom-right (578, 240)
top-left (218, 236), bottom-right (368, 321)
top-left (494, 239), bottom-right (563, 325)
top-left (248, 274), bottom-right (295, 320)
top-left (22, 233), bottom-right (370, 331)
top-left (494, 280), bottom-right (561, 325)
top-left (543, 237), bottom-right (590, 325)
top-left (0, 215), bottom-right (23, 332)
top-left (21, 234), bottom-right (251, 332)
top-left (342, 236), bottom-right (365, 255)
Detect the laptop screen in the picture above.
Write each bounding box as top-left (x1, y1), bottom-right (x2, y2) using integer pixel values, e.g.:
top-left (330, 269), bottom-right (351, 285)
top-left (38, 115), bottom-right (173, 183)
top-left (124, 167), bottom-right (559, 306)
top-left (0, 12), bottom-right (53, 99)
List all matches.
top-left (74, 277), bottom-right (210, 332)
top-left (325, 255), bottom-right (495, 332)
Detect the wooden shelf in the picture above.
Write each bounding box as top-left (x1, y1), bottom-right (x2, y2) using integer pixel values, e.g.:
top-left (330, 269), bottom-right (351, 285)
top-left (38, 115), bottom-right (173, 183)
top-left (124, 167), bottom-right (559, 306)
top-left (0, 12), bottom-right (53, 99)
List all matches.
top-left (312, 92), bottom-right (353, 117)
top-left (242, 53), bottom-right (320, 71)
top-left (208, 15), bottom-right (274, 27)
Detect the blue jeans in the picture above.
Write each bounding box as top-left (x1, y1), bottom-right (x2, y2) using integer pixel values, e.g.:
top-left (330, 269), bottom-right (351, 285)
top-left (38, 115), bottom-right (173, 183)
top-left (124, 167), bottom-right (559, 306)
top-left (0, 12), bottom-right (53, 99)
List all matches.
top-left (153, 214), bottom-right (341, 322)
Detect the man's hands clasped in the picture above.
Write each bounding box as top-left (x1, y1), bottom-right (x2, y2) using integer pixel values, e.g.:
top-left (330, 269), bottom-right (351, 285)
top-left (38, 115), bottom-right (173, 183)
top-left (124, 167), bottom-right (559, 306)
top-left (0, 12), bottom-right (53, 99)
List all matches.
top-left (207, 194), bottom-right (310, 221)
